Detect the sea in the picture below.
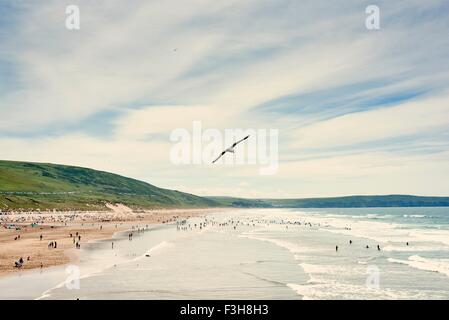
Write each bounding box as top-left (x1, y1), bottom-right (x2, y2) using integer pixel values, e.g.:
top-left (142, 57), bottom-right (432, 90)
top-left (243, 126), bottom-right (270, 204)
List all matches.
top-left (1, 207), bottom-right (448, 300)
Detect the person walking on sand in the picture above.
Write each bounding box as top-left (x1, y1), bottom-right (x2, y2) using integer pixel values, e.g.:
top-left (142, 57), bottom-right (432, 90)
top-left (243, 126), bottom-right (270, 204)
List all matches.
top-left (40, 234), bottom-right (43, 241)
top-left (112, 242), bottom-right (114, 249)
top-left (335, 245), bottom-right (338, 252)
top-left (377, 245), bottom-right (381, 251)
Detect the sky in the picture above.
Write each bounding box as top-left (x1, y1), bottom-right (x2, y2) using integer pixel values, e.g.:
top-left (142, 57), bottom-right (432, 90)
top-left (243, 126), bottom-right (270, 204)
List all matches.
top-left (0, 0), bottom-right (449, 198)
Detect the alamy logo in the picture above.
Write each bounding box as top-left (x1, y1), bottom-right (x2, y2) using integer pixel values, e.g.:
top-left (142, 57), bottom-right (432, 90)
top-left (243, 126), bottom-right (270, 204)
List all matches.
top-left (366, 265), bottom-right (380, 289)
top-left (65, 5), bottom-right (80, 30)
top-left (65, 265), bottom-right (80, 290)
top-left (169, 121), bottom-right (279, 175)
top-left (365, 5), bottom-right (380, 30)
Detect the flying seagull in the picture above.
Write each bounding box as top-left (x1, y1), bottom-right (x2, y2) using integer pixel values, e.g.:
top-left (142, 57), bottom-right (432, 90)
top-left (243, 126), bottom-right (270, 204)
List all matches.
top-left (212, 135), bottom-right (250, 163)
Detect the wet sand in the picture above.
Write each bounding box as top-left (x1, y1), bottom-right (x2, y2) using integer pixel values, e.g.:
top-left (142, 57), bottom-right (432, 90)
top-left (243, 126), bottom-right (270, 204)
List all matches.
top-left (0, 204), bottom-right (223, 277)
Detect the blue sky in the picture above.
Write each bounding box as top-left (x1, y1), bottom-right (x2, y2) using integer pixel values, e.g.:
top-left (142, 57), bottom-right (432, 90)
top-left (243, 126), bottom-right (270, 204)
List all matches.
top-left (0, 0), bottom-right (448, 197)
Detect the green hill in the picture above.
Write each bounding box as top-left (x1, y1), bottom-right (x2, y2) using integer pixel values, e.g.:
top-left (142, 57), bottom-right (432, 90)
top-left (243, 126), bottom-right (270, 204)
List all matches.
top-left (208, 195), bottom-right (449, 208)
top-left (0, 160), bottom-right (218, 211)
top-left (1, 160), bottom-right (448, 211)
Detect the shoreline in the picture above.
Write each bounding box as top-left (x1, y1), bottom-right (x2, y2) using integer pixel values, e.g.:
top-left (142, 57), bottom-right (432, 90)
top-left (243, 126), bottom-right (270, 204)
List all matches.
top-left (1, 207), bottom-right (448, 299)
top-left (0, 205), bottom-right (226, 278)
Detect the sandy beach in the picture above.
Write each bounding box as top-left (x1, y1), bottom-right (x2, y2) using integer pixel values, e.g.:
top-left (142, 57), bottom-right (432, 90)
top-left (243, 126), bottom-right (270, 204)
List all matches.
top-left (0, 207), bottom-right (448, 299)
top-left (0, 204), bottom-right (222, 277)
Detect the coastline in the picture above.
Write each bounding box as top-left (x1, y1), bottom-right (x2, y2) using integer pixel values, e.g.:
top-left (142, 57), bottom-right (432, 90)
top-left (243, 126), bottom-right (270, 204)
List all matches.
top-left (1, 207), bottom-right (448, 299)
top-left (0, 205), bottom-right (225, 278)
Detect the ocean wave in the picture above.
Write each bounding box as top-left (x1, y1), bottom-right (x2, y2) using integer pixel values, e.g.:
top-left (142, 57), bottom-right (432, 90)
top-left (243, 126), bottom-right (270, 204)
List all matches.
top-left (388, 255), bottom-right (449, 277)
top-left (403, 215), bottom-right (432, 219)
top-left (286, 281), bottom-right (432, 300)
top-left (288, 259), bottom-right (446, 299)
top-left (408, 230), bottom-right (449, 246)
top-left (382, 244), bottom-right (448, 252)
top-left (289, 260), bottom-right (441, 299)
top-left (358, 214), bottom-right (393, 220)
top-left (324, 213), bottom-right (394, 220)
top-left (312, 213), bottom-right (449, 247)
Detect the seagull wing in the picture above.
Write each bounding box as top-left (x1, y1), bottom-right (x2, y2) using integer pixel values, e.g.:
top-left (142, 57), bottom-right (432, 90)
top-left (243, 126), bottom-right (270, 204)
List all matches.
top-left (212, 151), bottom-right (226, 163)
top-left (212, 136), bottom-right (249, 164)
top-left (234, 135), bottom-right (250, 146)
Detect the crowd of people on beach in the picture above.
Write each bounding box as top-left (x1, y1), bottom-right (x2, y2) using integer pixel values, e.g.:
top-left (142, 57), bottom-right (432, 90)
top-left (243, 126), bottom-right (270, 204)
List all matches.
top-left (5, 210), bottom-right (411, 277)
top-left (1, 208), bottom-right (198, 275)
top-left (11, 224), bottom-right (88, 270)
top-left (175, 215), bottom-right (409, 256)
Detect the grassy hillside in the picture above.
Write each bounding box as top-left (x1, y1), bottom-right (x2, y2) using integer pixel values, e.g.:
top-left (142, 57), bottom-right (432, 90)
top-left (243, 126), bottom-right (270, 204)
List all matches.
top-left (208, 195), bottom-right (449, 208)
top-left (1, 160), bottom-right (448, 211)
top-left (0, 160), bottom-right (218, 211)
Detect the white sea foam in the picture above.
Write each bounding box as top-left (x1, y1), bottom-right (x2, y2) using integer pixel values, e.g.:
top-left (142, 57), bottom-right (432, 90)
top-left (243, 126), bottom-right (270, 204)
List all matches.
top-left (286, 281), bottom-right (430, 300)
top-left (291, 254), bottom-right (437, 300)
top-left (407, 230), bottom-right (449, 246)
top-left (289, 258), bottom-right (447, 299)
top-left (309, 213), bottom-right (449, 247)
top-left (388, 255), bottom-right (449, 277)
top-left (403, 214), bottom-right (430, 218)
top-left (382, 244), bottom-right (448, 252)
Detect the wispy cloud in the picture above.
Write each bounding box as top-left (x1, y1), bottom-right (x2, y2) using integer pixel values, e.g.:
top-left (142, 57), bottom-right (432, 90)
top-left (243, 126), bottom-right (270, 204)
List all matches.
top-left (0, 0), bottom-right (448, 197)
